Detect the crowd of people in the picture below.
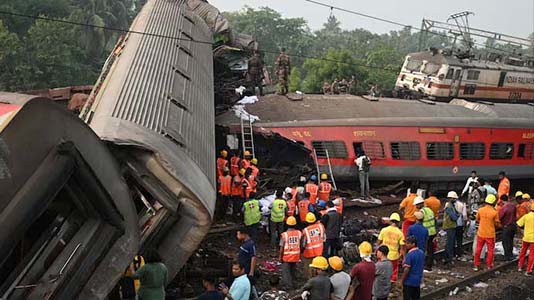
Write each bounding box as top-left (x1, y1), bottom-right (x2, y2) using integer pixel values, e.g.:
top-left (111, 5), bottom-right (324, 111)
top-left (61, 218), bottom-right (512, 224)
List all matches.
top-left (211, 150), bottom-right (534, 300)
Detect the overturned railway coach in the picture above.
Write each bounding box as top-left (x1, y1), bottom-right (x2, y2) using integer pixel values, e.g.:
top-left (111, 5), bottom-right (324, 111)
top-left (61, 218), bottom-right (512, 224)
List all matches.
top-left (217, 95), bottom-right (534, 182)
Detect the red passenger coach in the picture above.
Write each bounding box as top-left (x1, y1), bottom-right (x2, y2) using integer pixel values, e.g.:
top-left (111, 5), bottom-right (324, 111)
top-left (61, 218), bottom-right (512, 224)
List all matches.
top-left (217, 95), bottom-right (534, 182)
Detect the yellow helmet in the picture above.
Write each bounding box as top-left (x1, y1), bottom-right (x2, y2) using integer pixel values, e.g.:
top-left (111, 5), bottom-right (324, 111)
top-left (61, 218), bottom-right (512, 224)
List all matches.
top-left (389, 212), bottom-right (401, 222)
top-left (523, 194), bottom-right (531, 200)
top-left (239, 168), bottom-right (246, 176)
top-left (286, 216), bottom-right (297, 226)
top-left (358, 241), bottom-right (373, 256)
top-left (220, 150), bottom-right (228, 158)
top-left (320, 173), bottom-right (328, 180)
top-left (244, 150), bottom-right (251, 157)
top-left (485, 194), bottom-right (497, 205)
top-left (328, 256), bottom-right (344, 271)
top-left (515, 191), bottom-right (524, 197)
top-left (305, 212), bottom-right (316, 223)
top-left (309, 256), bottom-right (329, 270)
top-left (251, 158), bottom-right (258, 165)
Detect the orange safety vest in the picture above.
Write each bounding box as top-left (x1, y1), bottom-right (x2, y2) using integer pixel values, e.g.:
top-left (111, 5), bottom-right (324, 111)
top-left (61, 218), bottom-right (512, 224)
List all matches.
top-left (291, 188), bottom-right (298, 201)
top-left (497, 177), bottom-right (510, 199)
top-left (305, 183), bottom-right (319, 205)
top-left (298, 200), bottom-right (311, 222)
top-left (287, 199), bottom-right (296, 217)
top-left (230, 157), bottom-right (241, 176)
top-left (241, 159), bottom-right (251, 170)
top-left (318, 182), bottom-right (332, 201)
top-left (249, 175), bottom-right (257, 193)
top-left (302, 223), bottom-right (325, 258)
top-left (334, 197), bottom-right (344, 215)
top-left (251, 165), bottom-right (259, 178)
top-left (216, 157), bottom-right (227, 177)
top-left (231, 175), bottom-right (242, 196)
top-left (218, 175), bottom-right (232, 196)
top-left (242, 178), bottom-right (252, 199)
top-left (281, 230), bottom-right (302, 263)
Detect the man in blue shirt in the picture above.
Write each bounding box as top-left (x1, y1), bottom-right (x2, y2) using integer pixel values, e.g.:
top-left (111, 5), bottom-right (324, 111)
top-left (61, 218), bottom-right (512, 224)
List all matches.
top-left (221, 261), bottom-right (251, 300)
top-left (237, 228), bottom-right (256, 276)
top-left (407, 211), bottom-right (429, 252)
top-left (399, 236), bottom-right (425, 300)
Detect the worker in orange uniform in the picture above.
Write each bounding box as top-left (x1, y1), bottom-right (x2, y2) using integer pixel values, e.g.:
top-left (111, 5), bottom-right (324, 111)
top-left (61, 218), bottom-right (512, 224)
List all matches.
top-left (305, 175), bottom-right (319, 205)
top-left (332, 192), bottom-right (344, 215)
top-left (517, 193), bottom-right (532, 220)
top-left (217, 150), bottom-right (228, 177)
top-left (473, 194), bottom-right (501, 271)
top-left (298, 192), bottom-right (314, 227)
top-left (399, 185), bottom-right (418, 238)
top-left (241, 151), bottom-right (252, 170)
top-left (280, 216), bottom-right (302, 290)
top-left (285, 191), bottom-right (297, 219)
top-left (318, 173), bottom-right (332, 201)
top-left (424, 190), bottom-right (441, 218)
top-left (250, 158), bottom-right (260, 178)
top-left (231, 168), bottom-right (245, 220)
top-left (216, 168), bottom-right (232, 221)
top-left (517, 202), bottom-right (534, 276)
top-left (230, 151), bottom-right (241, 177)
top-left (301, 212), bottom-right (325, 279)
top-left (497, 171), bottom-right (510, 201)
top-left (377, 212), bottom-right (405, 282)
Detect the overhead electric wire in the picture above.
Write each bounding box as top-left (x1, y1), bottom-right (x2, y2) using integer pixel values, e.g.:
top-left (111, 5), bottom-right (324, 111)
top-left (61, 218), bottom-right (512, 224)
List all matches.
top-left (0, 9), bottom-right (401, 74)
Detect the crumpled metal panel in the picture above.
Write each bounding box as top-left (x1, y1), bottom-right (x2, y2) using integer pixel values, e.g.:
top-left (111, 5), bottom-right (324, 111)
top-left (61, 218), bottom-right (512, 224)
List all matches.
top-left (85, 0), bottom-right (215, 216)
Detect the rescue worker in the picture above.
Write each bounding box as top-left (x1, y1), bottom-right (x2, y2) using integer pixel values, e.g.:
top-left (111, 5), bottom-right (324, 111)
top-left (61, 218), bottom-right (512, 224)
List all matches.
top-left (474, 194), bottom-right (501, 271)
top-left (305, 175), bottom-right (319, 205)
top-left (517, 193), bottom-right (531, 220)
top-left (497, 171), bottom-right (510, 200)
top-left (270, 190), bottom-right (288, 248)
top-left (285, 191), bottom-right (297, 219)
top-left (318, 173), bottom-right (332, 202)
top-left (498, 194), bottom-right (516, 261)
top-left (217, 168), bottom-right (232, 221)
top-left (349, 242), bottom-right (376, 300)
top-left (280, 216), bottom-right (302, 290)
top-left (301, 256), bottom-right (334, 300)
top-left (453, 192), bottom-right (468, 258)
top-left (242, 193), bottom-right (261, 239)
top-left (321, 201), bottom-right (341, 258)
top-left (240, 168), bottom-right (252, 201)
top-left (316, 200), bottom-right (327, 217)
top-left (443, 191), bottom-right (460, 267)
top-left (417, 197), bottom-right (437, 271)
top-left (407, 211), bottom-right (429, 253)
top-left (247, 50), bottom-right (264, 96)
top-left (241, 151), bottom-right (252, 170)
top-left (302, 212), bottom-right (326, 279)
top-left (424, 190), bottom-right (441, 219)
top-left (399, 185), bottom-right (418, 239)
top-left (298, 192), bottom-right (315, 226)
top-left (217, 150), bottom-right (228, 178)
top-left (231, 169), bottom-right (245, 220)
top-left (399, 236), bottom-right (425, 300)
top-left (461, 170), bottom-right (478, 197)
top-left (332, 192), bottom-right (344, 218)
top-left (331, 79), bottom-right (339, 94)
top-left (275, 48), bottom-right (290, 95)
top-left (250, 158), bottom-right (260, 178)
top-left (329, 256), bottom-right (351, 300)
top-left (517, 202), bottom-right (534, 275)
top-left (377, 212), bottom-right (405, 282)
top-left (230, 151), bottom-right (241, 177)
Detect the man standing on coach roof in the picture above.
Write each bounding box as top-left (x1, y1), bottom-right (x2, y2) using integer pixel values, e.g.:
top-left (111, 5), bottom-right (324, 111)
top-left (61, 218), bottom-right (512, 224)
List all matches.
top-left (354, 150), bottom-right (371, 199)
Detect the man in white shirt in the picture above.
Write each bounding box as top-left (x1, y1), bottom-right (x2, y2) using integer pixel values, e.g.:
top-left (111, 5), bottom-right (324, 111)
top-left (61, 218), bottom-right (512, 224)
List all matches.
top-left (461, 170), bottom-right (478, 197)
top-left (354, 151), bottom-right (371, 199)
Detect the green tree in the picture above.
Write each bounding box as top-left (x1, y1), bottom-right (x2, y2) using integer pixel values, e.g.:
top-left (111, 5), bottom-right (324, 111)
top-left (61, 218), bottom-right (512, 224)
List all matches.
top-left (288, 67), bottom-right (302, 92)
top-left (0, 20), bottom-right (22, 91)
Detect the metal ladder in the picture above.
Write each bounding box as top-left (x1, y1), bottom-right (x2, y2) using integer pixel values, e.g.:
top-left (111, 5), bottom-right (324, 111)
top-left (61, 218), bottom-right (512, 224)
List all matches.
top-left (240, 115), bottom-right (255, 158)
top-left (312, 148), bottom-right (337, 190)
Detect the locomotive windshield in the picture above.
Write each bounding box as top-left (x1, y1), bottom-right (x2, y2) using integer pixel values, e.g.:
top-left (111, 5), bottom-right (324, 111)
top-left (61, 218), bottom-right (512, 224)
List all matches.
top-left (405, 58), bottom-right (423, 72)
top-left (422, 62), bottom-right (441, 75)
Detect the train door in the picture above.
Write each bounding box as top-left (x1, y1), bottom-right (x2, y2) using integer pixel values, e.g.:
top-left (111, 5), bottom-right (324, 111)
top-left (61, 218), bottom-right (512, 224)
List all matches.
top-left (449, 68), bottom-right (463, 97)
top-left (353, 142), bottom-right (363, 157)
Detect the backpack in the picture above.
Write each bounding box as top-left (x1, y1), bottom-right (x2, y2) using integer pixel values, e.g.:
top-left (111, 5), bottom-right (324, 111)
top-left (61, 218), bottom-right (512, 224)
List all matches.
top-left (361, 156), bottom-right (371, 172)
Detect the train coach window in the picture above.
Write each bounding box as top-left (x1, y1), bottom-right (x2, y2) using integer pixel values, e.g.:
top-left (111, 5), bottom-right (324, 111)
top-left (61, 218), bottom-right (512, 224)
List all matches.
top-left (390, 142), bottom-right (421, 160)
top-left (363, 141), bottom-right (385, 159)
top-left (312, 141), bottom-right (348, 158)
top-left (445, 68), bottom-right (454, 79)
top-left (426, 142), bottom-right (454, 160)
top-left (489, 143), bottom-right (514, 159)
top-left (467, 70), bottom-right (480, 80)
top-left (518, 143), bottom-right (534, 159)
top-left (460, 143), bottom-right (485, 160)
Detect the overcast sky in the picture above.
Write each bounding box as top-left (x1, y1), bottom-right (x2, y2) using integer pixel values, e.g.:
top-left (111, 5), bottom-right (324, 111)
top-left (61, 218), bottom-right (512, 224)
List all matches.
top-left (209, 0), bottom-right (534, 39)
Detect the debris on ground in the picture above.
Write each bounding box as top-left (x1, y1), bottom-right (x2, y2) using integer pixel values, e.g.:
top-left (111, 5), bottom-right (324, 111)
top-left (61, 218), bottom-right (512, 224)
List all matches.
top-left (473, 282), bottom-right (489, 288)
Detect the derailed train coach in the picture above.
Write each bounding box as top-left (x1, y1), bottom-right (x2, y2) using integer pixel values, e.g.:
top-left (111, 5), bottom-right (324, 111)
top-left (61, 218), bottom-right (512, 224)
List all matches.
top-left (0, 0), bottom-right (216, 298)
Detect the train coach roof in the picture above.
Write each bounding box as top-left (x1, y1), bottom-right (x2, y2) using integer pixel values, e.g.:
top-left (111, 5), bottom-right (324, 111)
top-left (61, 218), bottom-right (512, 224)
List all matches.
top-left (408, 51), bottom-right (533, 72)
top-left (216, 94), bottom-right (534, 128)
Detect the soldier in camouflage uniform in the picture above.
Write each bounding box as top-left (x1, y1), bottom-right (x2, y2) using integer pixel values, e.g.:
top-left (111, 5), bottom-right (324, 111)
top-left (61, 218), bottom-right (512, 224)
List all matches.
top-left (247, 50), bottom-right (264, 96)
top-left (275, 48), bottom-right (291, 95)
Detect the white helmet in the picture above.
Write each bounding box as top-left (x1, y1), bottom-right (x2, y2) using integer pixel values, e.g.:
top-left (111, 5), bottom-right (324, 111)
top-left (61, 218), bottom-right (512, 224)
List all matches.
top-left (447, 191), bottom-right (459, 199)
top-left (413, 196), bottom-right (424, 205)
top-left (284, 187), bottom-right (292, 194)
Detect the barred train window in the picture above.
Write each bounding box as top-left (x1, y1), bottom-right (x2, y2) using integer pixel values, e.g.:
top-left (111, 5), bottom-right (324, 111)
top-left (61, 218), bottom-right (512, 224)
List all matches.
top-left (390, 142), bottom-right (421, 160)
top-left (312, 141), bottom-right (348, 158)
top-left (426, 142), bottom-right (454, 160)
top-left (363, 141), bottom-right (385, 159)
top-left (460, 143), bottom-right (485, 160)
top-left (518, 143), bottom-right (534, 159)
top-left (489, 143), bottom-right (514, 159)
